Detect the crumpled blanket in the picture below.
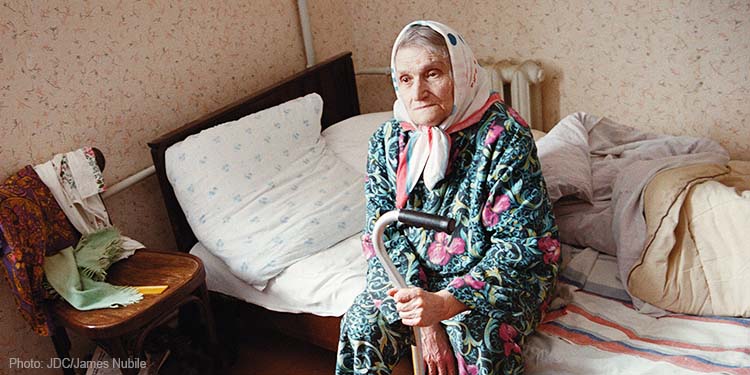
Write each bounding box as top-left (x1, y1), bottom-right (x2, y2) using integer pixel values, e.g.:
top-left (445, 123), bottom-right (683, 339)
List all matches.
top-left (628, 161), bottom-right (750, 316)
top-left (537, 113), bottom-right (729, 309)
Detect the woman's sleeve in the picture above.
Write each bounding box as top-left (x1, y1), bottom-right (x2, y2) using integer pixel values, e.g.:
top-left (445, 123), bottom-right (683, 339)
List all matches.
top-left (362, 124), bottom-right (425, 324)
top-left (445, 112), bottom-right (560, 328)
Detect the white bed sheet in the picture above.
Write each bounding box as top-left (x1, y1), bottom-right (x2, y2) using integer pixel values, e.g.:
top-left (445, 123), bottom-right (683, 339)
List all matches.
top-left (191, 235), bottom-right (366, 316)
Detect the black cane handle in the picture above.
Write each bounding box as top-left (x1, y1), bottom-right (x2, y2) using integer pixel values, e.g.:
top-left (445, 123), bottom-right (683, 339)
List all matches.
top-left (397, 210), bottom-right (456, 233)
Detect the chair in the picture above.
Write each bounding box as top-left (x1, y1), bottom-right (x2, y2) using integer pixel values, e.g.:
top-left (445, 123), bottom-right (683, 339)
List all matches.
top-left (0, 150), bottom-right (219, 375)
top-left (50, 250), bottom-right (218, 375)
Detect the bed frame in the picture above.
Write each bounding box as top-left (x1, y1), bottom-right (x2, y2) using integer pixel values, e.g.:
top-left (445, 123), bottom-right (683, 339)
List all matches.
top-left (148, 52), bottom-right (360, 352)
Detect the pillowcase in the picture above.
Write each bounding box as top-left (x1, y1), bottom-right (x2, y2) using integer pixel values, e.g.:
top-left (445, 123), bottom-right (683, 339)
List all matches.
top-left (166, 93), bottom-right (365, 290)
top-left (322, 111), bottom-right (393, 174)
top-left (536, 115), bottom-right (594, 203)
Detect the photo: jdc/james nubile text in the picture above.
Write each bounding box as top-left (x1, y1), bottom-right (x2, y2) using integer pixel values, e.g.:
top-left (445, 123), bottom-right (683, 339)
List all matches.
top-left (8, 356), bottom-right (147, 371)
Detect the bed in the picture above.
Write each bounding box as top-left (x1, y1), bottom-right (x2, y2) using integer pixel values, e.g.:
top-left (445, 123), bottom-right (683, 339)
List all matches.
top-left (148, 52), bottom-right (750, 374)
top-left (148, 52), bottom-right (360, 352)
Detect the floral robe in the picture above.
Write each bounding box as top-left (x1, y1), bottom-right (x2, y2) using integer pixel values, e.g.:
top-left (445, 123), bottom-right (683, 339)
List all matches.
top-left (336, 102), bottom-right (560, 375)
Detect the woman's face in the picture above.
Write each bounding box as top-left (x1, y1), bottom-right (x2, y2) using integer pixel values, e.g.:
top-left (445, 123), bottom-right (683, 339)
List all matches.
top-left (395, 46), bottom-right (454, 127)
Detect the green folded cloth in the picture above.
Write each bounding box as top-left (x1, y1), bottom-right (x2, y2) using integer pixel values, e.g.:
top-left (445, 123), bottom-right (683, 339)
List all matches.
top-left (43, 228), bottom-right (143, 310)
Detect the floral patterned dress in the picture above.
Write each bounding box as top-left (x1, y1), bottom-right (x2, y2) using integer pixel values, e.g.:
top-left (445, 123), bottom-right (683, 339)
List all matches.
top-left (336, 102), bottom-right (560, 375)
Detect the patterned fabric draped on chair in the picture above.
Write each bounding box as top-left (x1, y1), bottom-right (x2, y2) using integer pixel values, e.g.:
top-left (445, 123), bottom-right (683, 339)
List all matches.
top-left (0, 166), bottom-right (80, 336)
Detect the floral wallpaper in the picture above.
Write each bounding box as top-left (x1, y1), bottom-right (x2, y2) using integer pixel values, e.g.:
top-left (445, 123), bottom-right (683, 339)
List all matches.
top-left (326, 0), bottom-right (749, 160)
top-left (0, 0), bottom-right (305, 370)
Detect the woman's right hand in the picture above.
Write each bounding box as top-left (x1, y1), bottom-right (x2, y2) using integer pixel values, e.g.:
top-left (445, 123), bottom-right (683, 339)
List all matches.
top-left (420, 324), bottom-right (457, 375)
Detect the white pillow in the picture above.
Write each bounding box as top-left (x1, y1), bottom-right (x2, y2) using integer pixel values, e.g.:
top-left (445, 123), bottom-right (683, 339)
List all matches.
top-left (536, 119), bottom-right (594, 203)
top-left (322, 111), bottom-right (393, 174)
top-left (166, 93), bottom-right (365, 290)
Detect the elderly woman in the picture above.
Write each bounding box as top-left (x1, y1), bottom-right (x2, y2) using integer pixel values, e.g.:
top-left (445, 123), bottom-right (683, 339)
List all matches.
top-left (336, 21), bottom-right (559, 375)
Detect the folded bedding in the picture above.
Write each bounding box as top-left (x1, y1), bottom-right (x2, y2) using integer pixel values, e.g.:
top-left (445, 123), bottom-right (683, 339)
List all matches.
top-left (629, 161), bottom-right (750, 316)
top-left (537, 112), bottom-right (734, 313)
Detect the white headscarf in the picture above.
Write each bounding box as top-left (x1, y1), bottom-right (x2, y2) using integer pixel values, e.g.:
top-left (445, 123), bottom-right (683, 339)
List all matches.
top-left (391, 20), bottom-right (497, 208)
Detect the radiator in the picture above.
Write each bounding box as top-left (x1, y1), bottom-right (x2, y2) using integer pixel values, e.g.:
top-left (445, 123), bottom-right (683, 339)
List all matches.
top-left (480, 60), bottom-right (544, 131)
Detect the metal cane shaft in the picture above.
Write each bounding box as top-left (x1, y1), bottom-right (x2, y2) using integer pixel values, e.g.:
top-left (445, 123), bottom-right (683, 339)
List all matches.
top-left (372, 211), bottom-right (425, 375)
top-left (371, 210), bottom-right (455, 375)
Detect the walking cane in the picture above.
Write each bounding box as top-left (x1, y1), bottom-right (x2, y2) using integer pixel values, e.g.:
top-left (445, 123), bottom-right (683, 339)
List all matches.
top-left (372, 209), bottom-right (456, 375)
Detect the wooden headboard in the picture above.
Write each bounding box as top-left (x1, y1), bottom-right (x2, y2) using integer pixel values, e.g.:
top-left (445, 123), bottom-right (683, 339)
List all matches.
top-left (148, 52), bottom-right (360, 252)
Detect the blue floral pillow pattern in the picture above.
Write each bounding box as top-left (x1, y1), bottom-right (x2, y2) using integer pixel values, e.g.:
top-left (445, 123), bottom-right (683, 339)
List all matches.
top-left (166, 94), bottom-right (365, 290)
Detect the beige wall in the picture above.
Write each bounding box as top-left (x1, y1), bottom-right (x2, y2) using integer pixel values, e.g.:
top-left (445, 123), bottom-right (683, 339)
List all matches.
top-left (308, 0), bottom-right (354, 64)
top-left (331, 0), bottom-right (749, 160)
top-left (0, 0), bottom-right (306, 371)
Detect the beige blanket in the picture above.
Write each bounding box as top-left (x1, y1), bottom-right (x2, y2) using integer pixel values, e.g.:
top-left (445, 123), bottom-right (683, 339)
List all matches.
top-left (628, 161), bottom-right (750, 317)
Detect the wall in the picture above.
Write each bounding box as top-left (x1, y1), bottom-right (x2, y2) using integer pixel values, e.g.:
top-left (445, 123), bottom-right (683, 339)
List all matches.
top-left (327, 0), bottom-right (749, 160)
top-left (0, 0), bottom-right (305, 371)
top-left (308, 0), bottom-right (354, 64)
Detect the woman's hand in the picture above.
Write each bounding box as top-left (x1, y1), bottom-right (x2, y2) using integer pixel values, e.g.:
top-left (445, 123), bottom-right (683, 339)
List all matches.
top-left (387, 287), bottom-right (468, 327)
top-left (420, 324), bottom-right (457, 375)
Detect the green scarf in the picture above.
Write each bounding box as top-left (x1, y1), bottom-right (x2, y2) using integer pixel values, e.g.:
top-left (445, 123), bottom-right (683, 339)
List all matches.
top-left (43, 228), bottom-right (142, 310)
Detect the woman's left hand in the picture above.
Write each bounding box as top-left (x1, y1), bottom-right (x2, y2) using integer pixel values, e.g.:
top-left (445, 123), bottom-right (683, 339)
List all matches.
top-left (388, 287), bottom-right (467, 327)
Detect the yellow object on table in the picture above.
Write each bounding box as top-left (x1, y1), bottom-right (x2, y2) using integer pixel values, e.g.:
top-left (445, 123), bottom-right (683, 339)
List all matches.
top-left (133, 285), bottom-right (169, 295)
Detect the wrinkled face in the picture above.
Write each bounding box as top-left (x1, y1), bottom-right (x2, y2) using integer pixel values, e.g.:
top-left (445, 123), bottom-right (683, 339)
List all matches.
top-left (395, 46), bottom-right (454, 127)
